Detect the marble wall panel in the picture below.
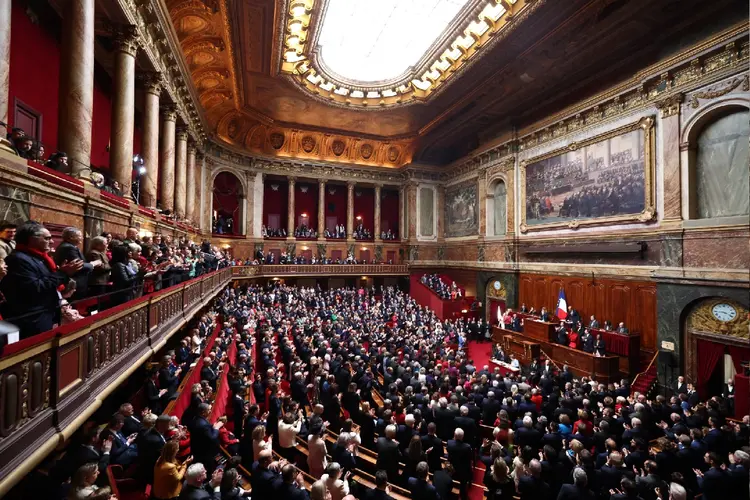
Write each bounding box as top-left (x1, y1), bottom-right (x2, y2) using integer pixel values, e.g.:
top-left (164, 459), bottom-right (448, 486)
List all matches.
top-left (682, 229), bottom-right (750, 269)
top-left (0, 185), bottom-right (30, 224)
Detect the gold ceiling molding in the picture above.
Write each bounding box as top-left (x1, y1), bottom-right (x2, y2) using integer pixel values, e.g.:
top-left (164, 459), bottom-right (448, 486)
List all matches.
top-left (278, 0), bottom-right (542, 109)
top-left (213, 110), bottom-right (414, 167)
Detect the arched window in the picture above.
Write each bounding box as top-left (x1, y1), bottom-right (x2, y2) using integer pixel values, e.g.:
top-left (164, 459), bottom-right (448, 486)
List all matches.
top-left (692, 108), bottom-right (749, 219)
top-left (493, 181), bottom-right (507, 236)
top-left (212, 171), bottom-right (244, 235)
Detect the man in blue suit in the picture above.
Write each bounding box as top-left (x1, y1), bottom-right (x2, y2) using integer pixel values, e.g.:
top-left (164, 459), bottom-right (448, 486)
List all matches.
top-left (191, 403), bottom-right (222, 474)
top-left (1, 222), bottom-right (82, 338)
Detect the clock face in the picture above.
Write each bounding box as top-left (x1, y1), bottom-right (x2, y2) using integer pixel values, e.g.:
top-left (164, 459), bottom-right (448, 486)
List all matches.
top-left (493, 281), bottom-right (501, 290)
top-left (712, 303), bottom-right (737, 322)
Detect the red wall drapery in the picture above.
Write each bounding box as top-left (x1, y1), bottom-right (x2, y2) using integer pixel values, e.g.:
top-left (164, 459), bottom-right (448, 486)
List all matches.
top-left (325, 184), bottom-right (347, 231)
top-left (295, 182), bottom-right (318, 230)
top-left (213, 172), bottom-right (242, 234)
top-left (263, 180), bottom-right (288, 229)
top-left (696, 339), bottom-right (725, 398)
top-left (381, 189), bottom-right (400, 235)
top-left (354, 187), bottom-right (375, 234)
top-left (727, 345), bottom-right (750, 373)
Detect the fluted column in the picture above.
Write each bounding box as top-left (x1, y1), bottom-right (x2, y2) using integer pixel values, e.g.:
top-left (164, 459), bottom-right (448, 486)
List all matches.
top-left (140, 74), bottom-right (161, 207)
top-left (656, 94), bottom-right (684, 223)
top-left (109, 26), bottom-right (138, 191)
top-left (174, 129), bottom-right (188, 219)
top-left (346, 182), bottom-right (355, 240)
top-left (287, 177), bottom-right (296, 237)
top-left (196, 152), bottom-right (205, 228)
top-left (374, 185), bottom-right (382, 241)
top-left (399, 186), bottom-right (406, 240)
top-left (186, 144), bottom-right (197, 223)
top-left (317, 179), bottom-right (326, 240)
top-left (0, 0), bottom-right (11, 141)
top-left (159, 107), bottom-right (176, 212)
top-left (58, 0), bottom-right (95, 177)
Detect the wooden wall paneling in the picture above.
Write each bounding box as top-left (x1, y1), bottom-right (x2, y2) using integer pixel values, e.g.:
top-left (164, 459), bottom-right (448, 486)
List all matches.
top-left (635, 285), bottom-right (657, 350)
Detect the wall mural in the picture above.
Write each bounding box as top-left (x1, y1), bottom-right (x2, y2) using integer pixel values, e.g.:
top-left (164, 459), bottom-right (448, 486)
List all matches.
top-left (445, 181), bottom-right (478, 237)
top-left (520, 117), bottom-right (656, 232)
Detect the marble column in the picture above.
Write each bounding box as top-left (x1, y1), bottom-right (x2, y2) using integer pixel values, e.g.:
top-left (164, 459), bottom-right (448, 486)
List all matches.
top-left (196, 152), bottom-right (205, 229)
top-left (656, 94), bottom-right (684, 223)
top-left (0, 0), bottom-right (11, 141)
top-left (374, 185), bottom-right (382, 241)
top-left (174, 129), bottom-right (188, 219)
top-left (346, 182), bottom-right (355, 240)
top-left (140, 74), bottom-right (161, 208)
top-left (159, 107), bottom-right (176, 212)
top-left (406, 182), bottom-right (418, 243)
top-left (399, 186), bottom-right (406, 240)
top-left (58, 0), bottom-right (96, 177)
top-left (318, 179), bottom-right (326, 240)
top-left (287, 177), bottom-right (296, 237)
top-left (109, 26), bottom-right (138, 192)
top-left (186, 144), bottom-right (197, 223)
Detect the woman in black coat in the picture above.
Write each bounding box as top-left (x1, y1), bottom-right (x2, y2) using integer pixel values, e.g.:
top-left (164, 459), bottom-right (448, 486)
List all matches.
top-left (110, 244), bottom-right (140, 306)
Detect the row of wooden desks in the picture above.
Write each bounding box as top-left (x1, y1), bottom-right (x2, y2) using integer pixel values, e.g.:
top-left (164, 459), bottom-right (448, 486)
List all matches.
top-left (492, 326), bottom-right (621, 383)
top-left (513, 315), bottom-right (640, 374)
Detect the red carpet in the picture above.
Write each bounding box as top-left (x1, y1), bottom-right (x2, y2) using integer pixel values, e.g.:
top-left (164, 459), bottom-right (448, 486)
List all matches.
top-left (467, 340), bottom-right (492, 371)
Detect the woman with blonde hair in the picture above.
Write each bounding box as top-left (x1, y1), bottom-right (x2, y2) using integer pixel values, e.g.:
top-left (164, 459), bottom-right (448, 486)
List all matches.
top-left (67, 463), bottom-right (101, 500)
top-left (320, 462), bottom-right (350, 500)
top-left (485, 457), bottom-right (514, 500)
top-left (310, 480), bottom-right (331, 500)
top-left (153, 440), bottom-right (192, 500)
top-left (251, 423), bottom-right (271, 461)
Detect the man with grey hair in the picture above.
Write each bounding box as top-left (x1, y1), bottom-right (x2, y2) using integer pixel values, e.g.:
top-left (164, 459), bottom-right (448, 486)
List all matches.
top-left (447, 428), bottom-right (472, 498)
top-left (182, 462), bottom-right (223, 499)
top-left (518, 459), bottom-right (551, 499)
top-left (85, 235), bottom-right (110, 297)
top-left (55, 226), bottom-right (99, 299)
top-left (455, 405), bottom-right (478, 447)
top-left (557, 467), bottom-right (590, 499)
top-left (377, 424), bottom-right (402, 482)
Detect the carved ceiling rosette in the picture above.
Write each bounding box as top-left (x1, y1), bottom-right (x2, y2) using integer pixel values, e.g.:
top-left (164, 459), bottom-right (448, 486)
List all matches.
top-left (360, 143), bottom-right (374, 160)
top-left (301, 135), bottom-right (316, 153)
top-left (331, 139), bottom-right (346, 157)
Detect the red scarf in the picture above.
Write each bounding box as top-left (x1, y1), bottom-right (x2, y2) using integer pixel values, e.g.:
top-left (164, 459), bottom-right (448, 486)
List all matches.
top-left (17, 244), bottom-right (66, 292)
top-left (16, 244), bottom-right (58, 272)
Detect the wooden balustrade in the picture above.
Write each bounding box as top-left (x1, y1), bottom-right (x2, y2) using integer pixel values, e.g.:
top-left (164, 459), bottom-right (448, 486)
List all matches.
top-left (231, 264), bottom-right (409, 278)
top-left (0, 267), bottom-right (233, 497)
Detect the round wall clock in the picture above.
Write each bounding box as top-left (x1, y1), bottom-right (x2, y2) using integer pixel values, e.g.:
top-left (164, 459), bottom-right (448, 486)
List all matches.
top-left (493, 281), bottom-right (502, 290)
top-left (711, 303), bottom-right (737, 322)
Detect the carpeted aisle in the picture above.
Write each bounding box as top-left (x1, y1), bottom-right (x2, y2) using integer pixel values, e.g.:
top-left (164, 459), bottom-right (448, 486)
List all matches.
top-left (467, 339), bottom-right (492, 370)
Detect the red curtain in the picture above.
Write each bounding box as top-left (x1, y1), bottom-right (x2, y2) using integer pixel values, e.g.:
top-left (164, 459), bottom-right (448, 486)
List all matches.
top-left (727, 345), bottom-right (750, 373)
top-left (697, 339), bottom-right (725, 398)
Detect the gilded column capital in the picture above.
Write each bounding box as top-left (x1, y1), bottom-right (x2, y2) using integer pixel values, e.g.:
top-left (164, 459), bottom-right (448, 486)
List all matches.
top-left (140, 72), bottom-right (163, 96)
top-left (655, 93), bottom-right (684, 118)
top-left (111, 25), bottom-right (139, 57)
top-left (176, 128), bottom-right (189, 141)
top-left (187, 143), bottom-right (197, 154)
top-left (347, 181), bottom-right (355, 189)
top-left (318, 178), bottom-right (326, 186)
top-left (288, 176), bottom-right (297, 185)
top-left (161, 105), bottom-right (177, 122)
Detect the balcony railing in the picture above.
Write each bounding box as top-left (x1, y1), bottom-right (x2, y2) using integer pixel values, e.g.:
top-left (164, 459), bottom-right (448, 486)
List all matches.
top-left (0, 267), bottom-right (232, 496)
top-left (231, 264), bottom-right (410, 278)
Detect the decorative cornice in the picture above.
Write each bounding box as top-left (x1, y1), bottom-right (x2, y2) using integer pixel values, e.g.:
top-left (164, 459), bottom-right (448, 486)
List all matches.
top-left (655, 93), bottom-right (684, 118)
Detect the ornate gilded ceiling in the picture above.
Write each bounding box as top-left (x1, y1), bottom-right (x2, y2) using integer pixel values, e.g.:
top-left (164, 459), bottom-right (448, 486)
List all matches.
top-left (165, 0), bottom-right (747, 167)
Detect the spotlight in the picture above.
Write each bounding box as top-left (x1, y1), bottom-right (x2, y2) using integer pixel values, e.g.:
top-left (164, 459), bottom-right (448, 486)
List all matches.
top-left (138, 166), bottom-right (147, 175)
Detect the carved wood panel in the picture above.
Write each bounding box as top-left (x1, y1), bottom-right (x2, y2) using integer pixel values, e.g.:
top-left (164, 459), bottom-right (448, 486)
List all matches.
top-left (518, 273), bottom-right (657, 350)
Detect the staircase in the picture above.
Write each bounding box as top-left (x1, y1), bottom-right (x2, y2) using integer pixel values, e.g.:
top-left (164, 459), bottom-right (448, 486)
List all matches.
top-left (631, 352), bottom-right (659, 397)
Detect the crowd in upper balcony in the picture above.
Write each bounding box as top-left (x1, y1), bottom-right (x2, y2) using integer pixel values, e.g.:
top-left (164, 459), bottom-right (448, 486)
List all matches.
top-left (0, 220), bottom-right (230, 340)
top-left (325, 225), bottom-right (347, 239)
top-left (250, 249), bottom-right (393, 265)
top-left (262, 226), bottom-right (287, 238)
top-left (353, 224), bottom-right (373, 240)
top-left (295, 225), bottom-right (318, 239)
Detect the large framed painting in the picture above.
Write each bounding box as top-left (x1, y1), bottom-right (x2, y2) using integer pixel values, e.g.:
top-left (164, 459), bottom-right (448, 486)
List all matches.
top-left (445, 181), bottom-right (478, 237)
top-left (520, 116), bottom-right (656, 232)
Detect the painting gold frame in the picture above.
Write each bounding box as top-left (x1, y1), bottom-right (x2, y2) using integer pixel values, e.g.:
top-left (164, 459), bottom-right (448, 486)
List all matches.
top-left (519, 116), bottom-right (656, 233)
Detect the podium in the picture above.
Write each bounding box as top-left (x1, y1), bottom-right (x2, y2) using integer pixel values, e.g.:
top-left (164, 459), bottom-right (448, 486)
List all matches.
top-left (523, 319), bottom-right (556, 343)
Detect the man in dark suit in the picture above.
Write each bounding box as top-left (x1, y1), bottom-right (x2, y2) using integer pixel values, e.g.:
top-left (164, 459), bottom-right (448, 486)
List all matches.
top-left (432, 462), bottom-right (455, 500)
top-left (251, 449), bottom-right (282, 499)
top-left (1, 222), bottom-right (83, 338)
top-left (581, 329), bottom-right (595, 354)
top-left (191, 403), bottom-right (222, 474)
top-left (447, 428), bottom-right (472, 498)
top-left (616, 322), bottom-right (629, 334)
top-left (481, 392), bottom-right (502, 425)
top-left (100, 413), bottom-right (138, 467)
top-left (53, 426), bottom-right (112, 483)
top-left (377, 425), bottom-right (403, 484)
top-left (53, 227), bottom-right (95, 299)
top-left (408, 462), bottom-right (439, 500)
top-left (421, 423), bottom-right (445, 472)
top-left (588, 315), bottom-right (600, 329)
top-left (118, 403), bottom-right (143, 437)
top-left (365, 470), bottom-right (396, 500)
top-left (454, 406), bottom-right (478, 448)
top-left (635, 460), bottom-right (667, 500)
top-left (556, 323), bottom-right (569, 345)
top-left (539, 307), bottom-right (550, 322)
top-left (179, 462), bottom-right (222, 500)
top-left (675, 376), bottom-right (688, 395)
top-left (518, 459), bottom-right (551, 500)
top-left (695, 452), bottom-right (729, 500)
top-left (273, 464), bottom-right (310, 500)
top-left (200, 356), bottom-right (219, 390)
top-left (558, 467), bottom-right (595, 500)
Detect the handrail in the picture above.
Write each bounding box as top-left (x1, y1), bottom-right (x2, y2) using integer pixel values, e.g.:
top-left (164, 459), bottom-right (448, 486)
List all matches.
top-left (231, 264), bottom-right (409, 277)
top-left (538, 347), bottom-right (562, 372)
top-left (631, 350), bottom-right (659, 392)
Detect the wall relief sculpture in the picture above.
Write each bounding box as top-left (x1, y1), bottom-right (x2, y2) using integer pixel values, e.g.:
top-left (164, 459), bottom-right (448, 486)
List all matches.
top-left (520, 117), bottom-right (656, 232)
top-left (445, 181), bottom-right (478, 237)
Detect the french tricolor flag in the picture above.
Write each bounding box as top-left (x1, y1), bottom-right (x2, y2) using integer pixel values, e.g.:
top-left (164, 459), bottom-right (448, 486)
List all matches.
top-left (556, 289), bottom-right (568, 320)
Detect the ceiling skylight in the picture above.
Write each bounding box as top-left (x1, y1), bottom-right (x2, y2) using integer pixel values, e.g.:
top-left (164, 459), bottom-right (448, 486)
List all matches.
top-left (317, 0), bottom-right (471, 83)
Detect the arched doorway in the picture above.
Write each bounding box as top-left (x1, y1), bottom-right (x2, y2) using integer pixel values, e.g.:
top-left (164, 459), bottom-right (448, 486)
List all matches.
top-left (682, 297), bottom-right (749, 415)
top-left (485, 278), bottom-right (507, 326)
top-left (212, 171), bottom-right (245, 235)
